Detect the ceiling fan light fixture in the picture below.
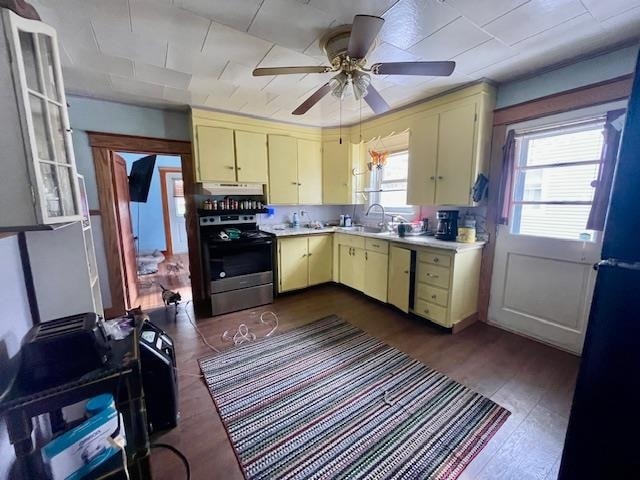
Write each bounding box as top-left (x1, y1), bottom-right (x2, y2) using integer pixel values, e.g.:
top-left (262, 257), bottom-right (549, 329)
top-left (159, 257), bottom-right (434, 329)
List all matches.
top-left (329, 72), bottom-right (348, 99)
top-left (352, 71), bottom-right (371, 100)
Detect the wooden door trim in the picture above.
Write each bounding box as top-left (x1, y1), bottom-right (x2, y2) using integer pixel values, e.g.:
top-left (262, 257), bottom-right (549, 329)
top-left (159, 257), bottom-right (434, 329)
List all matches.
top-left (478, 75), bottom-right (633, 323)
top-left (89, 133), bottom-right (204, 318)
top-left (159, 167), bottom-right (182, 257)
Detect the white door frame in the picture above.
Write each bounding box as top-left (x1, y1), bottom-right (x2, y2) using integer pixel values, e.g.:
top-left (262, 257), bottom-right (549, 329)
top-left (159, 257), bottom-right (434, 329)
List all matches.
top-left (160, 168), bottom-right (188, 255)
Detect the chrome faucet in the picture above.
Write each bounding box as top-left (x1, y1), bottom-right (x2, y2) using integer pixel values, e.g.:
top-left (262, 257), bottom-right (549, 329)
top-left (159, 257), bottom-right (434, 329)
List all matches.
top-left (365, 203), bottom-right (388, 231)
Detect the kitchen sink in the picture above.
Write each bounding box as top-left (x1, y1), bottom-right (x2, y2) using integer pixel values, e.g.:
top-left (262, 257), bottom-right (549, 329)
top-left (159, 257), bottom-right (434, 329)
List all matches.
top-left (342, 226), bottom-right (390, 234)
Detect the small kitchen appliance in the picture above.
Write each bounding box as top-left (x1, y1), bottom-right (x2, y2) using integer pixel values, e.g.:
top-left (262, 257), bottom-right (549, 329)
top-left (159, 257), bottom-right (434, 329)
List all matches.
top-left (435, 210), bottom-right (459, 241)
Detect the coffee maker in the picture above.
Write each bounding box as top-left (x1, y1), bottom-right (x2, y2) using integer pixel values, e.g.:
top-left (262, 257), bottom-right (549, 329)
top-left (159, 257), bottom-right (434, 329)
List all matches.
top-left (435, 210), bottom-right (459, 241)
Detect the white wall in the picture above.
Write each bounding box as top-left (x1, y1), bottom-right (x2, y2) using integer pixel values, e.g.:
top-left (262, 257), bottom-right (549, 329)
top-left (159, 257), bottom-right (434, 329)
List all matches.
top-left (496, 44), bottom-right (639, 108)
top-left (67, 96), bottom-right (190, 309)
top-left (0, 236), bottom-right (34, 479)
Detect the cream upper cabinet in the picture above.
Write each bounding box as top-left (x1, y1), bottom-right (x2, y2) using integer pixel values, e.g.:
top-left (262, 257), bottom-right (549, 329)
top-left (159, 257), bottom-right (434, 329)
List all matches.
top-left (297, 139), bottom-right (323, 205)
top-left (322, 139), bottom-right (351, 204)
top-left (195, 125), bottom-right (236, 182)
top-left (235, 130), bottom-right (268, 183)
top-left (308, 234), bottom-right (332, 285)
top-left (407, 114), bottom-right (439, 206)
top-left (364, 250), bottom-right (388, 302)
top-left (435, 103), bottom-right (477, 205)
top-left (0, 10), bottom-right (83, 228)
top-left (268, 134), bottom-right (299, 204)
top-left (388, 246), bottom-right (411, 313)
top-left (278, 236), bottom-right (309, 292)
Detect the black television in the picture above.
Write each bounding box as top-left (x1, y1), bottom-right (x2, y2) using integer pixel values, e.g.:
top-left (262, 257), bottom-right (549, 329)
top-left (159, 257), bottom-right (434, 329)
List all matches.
top-left (129, 154), bottom-right (156, 203)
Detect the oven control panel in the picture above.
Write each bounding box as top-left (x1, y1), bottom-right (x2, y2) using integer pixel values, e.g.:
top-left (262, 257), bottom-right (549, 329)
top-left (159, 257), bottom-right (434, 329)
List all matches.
top-left (200, 215), bottom-right (256, 226)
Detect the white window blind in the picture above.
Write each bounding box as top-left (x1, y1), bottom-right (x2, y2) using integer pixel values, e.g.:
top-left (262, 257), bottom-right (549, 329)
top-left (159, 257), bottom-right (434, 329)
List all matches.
top-left (511, 120), bottom-right (605, 241)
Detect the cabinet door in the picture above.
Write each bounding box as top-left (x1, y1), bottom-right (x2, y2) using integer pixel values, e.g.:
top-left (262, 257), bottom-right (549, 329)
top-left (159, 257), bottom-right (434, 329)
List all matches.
top-left (235, 130), bottom-right (268, 183)
top-left (364, 250), bottom-right (388, 302)
top-left (196, 125), bottom-right (236, 182)
top-left (435, 102), bottom-right (477, 205)
top-left (351, 248), bottom-right (366, 292)
top-left (268, 135), bottom-right (299, 204)
top-left (322, 139), bottom-right (350, 204)
top-left (278, 237), bottom-right (308, 292)
top-left (339, 245), bottom-right (355, 288)
top-left (388, 246), bottom-right (411, 313)
top-left (297, 139), bottom-right (323, 204)
top-left (308, 234), bottom-right (332, 285)
top-left (407, 114), bottom-right (438, 206)
top-left (7, 12), bottom-right (82, 223)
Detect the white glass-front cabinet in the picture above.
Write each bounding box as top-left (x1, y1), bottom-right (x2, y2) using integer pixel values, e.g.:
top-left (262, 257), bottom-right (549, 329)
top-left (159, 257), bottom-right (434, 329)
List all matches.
top-left (0, 9), bottom-right (81, 229)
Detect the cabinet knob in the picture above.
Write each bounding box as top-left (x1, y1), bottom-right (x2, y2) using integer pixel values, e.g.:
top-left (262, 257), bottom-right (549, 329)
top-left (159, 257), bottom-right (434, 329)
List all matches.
top-left (302, 253), bottom-right (307, 257)
top-left (298, 183), bottom-right (302, 186)
top-left (431, 294), bottom-right (437, 299)
top-left (403, 270), bottom-right (409, 274)
top-left (424, 309), bottom-right (430, 314)
top-left (236, 166), bottom-right (242, 170)
top-left (433, 257), bottom-right (439, 263)
top-left (292, 182), bottom-right (298, 185)
top-left (438, 176), bottom-right (444, 180)
top-left (429, 176), bottom-right (435, 180)
top-left (226, 165), bottom-right (234, 169)
top-left (308, 253), bottom-right (313, 256)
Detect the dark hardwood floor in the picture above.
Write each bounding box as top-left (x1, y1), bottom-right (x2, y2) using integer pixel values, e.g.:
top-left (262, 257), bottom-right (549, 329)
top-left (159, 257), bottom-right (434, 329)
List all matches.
top-left (147, 284), bottom-right (579, 480)
top-left (136, 253), bottom-right (191, 310)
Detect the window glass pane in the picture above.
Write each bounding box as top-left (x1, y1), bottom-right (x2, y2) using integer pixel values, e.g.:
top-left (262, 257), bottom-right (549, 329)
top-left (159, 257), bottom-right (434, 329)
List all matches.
top-left (381, 152), bottom-right (408, 181)
top-left (173, 179), bottom-right (184, 197)
top-left (370, 150), bottom-right (412, 212)
top-left (512, 204), bottom-right (596, 241)
top-left (29, 94), bottom-right (53, 161)
top-left (379, 190), bottom-right (408, 208)
top-left (19, 31), bottom-right (41, 92)
top-left (57, 166), bottom-right (77, 216)
top-left (37, 34), bottom-right (60, 101)
top-left (49, 102), bottom-right (69, 163)
top-left (524, 127), bottom-right (604, 167)
top-left (516, 163), bottom-right (600, 203)
top-left (175, 197), bottom-right (186, 216)
top-left (40, 163), bottom-right (61, 217)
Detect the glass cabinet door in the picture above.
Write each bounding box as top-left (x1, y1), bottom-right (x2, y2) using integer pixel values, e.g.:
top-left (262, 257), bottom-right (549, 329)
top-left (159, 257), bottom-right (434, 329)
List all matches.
top-left (6, 11), bottom-right (80, 223)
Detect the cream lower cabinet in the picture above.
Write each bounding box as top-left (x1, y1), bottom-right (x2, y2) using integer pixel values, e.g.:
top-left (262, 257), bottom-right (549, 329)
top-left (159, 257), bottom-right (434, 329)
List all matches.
top-left (388, 246), bottom-right (412, 313)
top-left (412, 247), bottom-right (482, 328)
top-left (277, 234), bottom-right (332, 292)
top-left (336, 235), bottom-right (388, 302)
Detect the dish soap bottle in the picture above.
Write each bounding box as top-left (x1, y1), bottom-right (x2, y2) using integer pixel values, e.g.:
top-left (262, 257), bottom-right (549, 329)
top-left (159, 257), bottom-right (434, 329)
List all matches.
top-left (292, 212), bottom-right (300, 228)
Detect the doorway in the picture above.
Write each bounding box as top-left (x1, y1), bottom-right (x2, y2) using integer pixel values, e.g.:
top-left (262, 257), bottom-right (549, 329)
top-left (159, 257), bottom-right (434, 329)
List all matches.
top-left (90, 133), bottom-right (203, 318)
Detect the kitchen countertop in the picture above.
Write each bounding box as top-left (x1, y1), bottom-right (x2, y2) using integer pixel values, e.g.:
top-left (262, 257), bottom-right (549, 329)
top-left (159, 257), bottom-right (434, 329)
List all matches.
top-left (259, 225), bottom-right (485, 252)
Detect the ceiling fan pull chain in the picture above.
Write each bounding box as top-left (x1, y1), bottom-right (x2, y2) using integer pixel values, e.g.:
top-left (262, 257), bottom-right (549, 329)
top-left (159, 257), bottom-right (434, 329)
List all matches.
top-left (339, 97), bottom-right (342, 144)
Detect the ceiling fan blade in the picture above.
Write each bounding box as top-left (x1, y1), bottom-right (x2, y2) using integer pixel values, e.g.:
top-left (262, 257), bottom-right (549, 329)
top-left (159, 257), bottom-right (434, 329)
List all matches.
top-left (371, 61), bottom-right (456, 76)
top-left (363, 84), bottom-right (390, 115)
top-left (292, 83), bottom-right (331, 115)
top-left (347, 14), bottom-right (384, 59)
top-left (253, 66), bottom-right (332, 76)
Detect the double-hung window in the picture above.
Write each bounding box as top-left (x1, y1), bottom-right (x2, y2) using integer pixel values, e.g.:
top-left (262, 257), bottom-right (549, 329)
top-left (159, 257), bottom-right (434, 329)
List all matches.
top-left (511, 119), bottom-right (605, 241)
top-left (368, 150), bottom-right (415, 216)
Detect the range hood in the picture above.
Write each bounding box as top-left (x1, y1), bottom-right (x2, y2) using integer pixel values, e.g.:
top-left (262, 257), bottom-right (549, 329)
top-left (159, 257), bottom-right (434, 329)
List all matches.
top-left (201, 183), bottom-right (265, 196)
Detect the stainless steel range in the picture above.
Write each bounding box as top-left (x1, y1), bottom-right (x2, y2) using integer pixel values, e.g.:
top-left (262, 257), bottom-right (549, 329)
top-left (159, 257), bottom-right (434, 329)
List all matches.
top-left (200, 214), bottom-right (274, 315)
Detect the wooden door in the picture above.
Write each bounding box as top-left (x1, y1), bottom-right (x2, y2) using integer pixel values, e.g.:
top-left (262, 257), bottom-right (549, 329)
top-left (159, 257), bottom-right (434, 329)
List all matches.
top-left (235, 130), bottom-right (268, 183)
top-left (196, 125), bottom-right (236, 182)
top-left (112, 153), bottom-right (138, 308)
top-left (268, 135), bottom-right (299, 204)
top-left (435, 102), bottom-right (477, 205)
top-left (364, 250), bottom-right (388, 302)
top-left (322, 139), bottom-right (350, 204)
top-left (297, 139), bottom-right (323, 204)
top-left (308, 234), bottom-right (332, 285)
top-left (407, 114), bottom-right (438, 205)
top-left (388, 246), bottom-right (411, 312)
top-left (278, 236), bottom-right (308, 292)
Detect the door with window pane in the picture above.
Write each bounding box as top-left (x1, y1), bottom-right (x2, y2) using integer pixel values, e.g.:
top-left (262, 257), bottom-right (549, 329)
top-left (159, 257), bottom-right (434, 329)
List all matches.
top-left (489, 119), bottom-right (607, 354)
top-left (5, 11), bottom-right (80, 223)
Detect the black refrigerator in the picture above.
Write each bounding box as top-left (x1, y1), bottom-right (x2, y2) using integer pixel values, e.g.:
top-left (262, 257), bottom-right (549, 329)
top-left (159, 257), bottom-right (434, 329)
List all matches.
top-left (558, 52), bottom-right (640, 479)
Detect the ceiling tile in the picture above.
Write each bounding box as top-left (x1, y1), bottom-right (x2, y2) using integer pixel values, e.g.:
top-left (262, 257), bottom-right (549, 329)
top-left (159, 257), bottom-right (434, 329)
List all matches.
top-left (380, 0), bottom-right (461, 50)
top-left (130, 0), bottom-right (211, 50)
top-left (135, 63), bottom-right (192, 89)
top-left (32, 2), bottom-right (97, 49)
top-left (483, 0), bottom-right (587, 46)
top-left (189, 76), bottom-right (237, 97)
top-left (581, 0), bottom-right (640, 22)
top-left (165, 44), bottom-right (227, 78)
top-left (599, 6), bottom-right (640, 43)
top-left (93, 22), bottom-right (168, 68)
top-left (69, 47), bottom-right (134, 77)
top-left (162, 86), bottom-right (208, 105)
top-left (445, 0), bottom-right (529, 27)
top-left (110, 75), bottom-right (165, 98)
top-left (408, 16), bottom-right (491, 60)
top-left (62, 65), bottom-right (112, 95)
top-left (202, 22), bottom-right (273, 68)
top-left (452, 38), bottom-right (517, 74)
top-left (258, 45), bottom-right (323, 69)
top-left (367, 42), bottom-right (420, 65)
top-left (248, 0), bottom-right (335, 51)
top-left (308, 0), bottom-right (396, 24)
top-left (176, 0), bottom-right (263, 31)
top-left (204, 91), bottom-right (249, 112)
top-left (262, 72), bottom-right (332, 96)
top-left (218, 62), bottom-right (273, 89)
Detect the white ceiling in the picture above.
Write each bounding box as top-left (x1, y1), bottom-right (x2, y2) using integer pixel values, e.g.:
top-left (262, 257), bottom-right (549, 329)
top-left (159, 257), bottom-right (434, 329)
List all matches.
top-left (31, 0), bottom-right (640, 126)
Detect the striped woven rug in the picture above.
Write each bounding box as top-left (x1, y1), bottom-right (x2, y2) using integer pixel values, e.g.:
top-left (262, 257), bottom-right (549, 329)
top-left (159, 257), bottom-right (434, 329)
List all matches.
top-left (199, 315), bottom-right (510, 480)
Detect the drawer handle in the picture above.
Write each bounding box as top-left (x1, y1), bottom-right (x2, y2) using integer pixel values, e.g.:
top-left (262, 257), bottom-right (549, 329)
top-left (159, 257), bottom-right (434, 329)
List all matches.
top-left (431, 294), bottom-right (437, 299)
top-left (365, 251), bottom-right (368, 260)
top-left (424, 309), bottom-right (430, 314)
top-left (426, 273), bottom-right (439, 278)
top-left (433, 257), bottom-right (439, 263)
top-left (372, 243), bottom-right (379, 247)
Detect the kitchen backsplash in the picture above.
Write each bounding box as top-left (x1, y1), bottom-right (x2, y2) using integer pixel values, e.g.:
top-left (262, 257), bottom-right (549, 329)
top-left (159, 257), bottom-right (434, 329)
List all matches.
top-left (258, 205), bottom-right (354, 226)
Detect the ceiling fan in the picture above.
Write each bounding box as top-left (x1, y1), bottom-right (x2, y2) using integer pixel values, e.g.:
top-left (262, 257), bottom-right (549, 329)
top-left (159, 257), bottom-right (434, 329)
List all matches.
top-left (252, 14), bottom-right (455, 116)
